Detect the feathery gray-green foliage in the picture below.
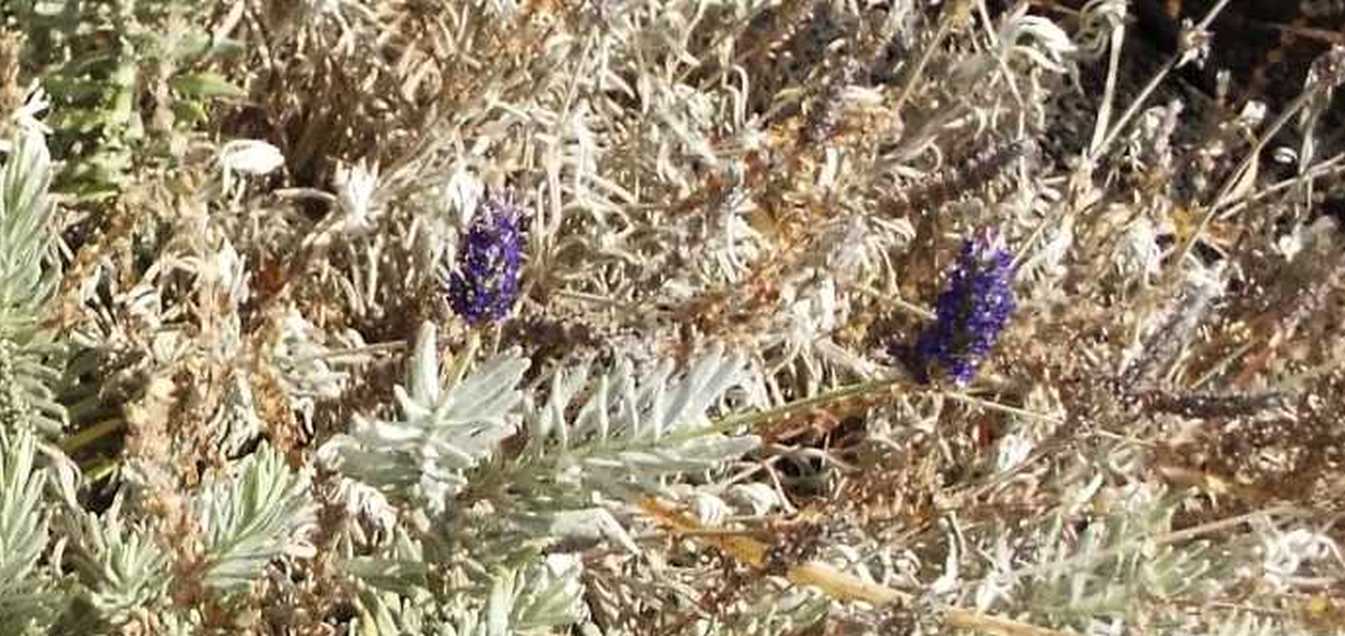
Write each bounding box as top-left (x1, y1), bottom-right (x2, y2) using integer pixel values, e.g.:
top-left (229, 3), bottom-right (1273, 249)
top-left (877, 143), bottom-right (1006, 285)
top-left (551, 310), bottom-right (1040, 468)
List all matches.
top-left (195, 443), bottom-right (315, 591)
top-left (5, 0), bottom-right (1345, 633)
top-left (0, 130), bottom-right (64, 436)
top-left (0, 426), bottom-right (53, 631)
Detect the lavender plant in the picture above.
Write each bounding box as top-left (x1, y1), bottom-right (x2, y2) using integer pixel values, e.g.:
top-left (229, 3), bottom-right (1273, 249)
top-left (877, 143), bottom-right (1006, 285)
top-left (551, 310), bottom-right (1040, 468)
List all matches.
top-left (0, 130), bottom-right (65, 436)
top-left (2, 0), bottom-right (1345, 634)
top-left (0, 426), bottom-right (52, 630)
top-left (902, 232), bottom-right (1017, 386)
top-left (446, 189), bottom-right (528, 326)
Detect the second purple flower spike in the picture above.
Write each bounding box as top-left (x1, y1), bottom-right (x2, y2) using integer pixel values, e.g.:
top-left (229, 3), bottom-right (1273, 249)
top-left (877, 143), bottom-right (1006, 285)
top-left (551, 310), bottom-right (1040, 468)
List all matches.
top-left (447, 189), bottom-right (528, 326)
top-left (904, 232), bottom-right (1017, 386)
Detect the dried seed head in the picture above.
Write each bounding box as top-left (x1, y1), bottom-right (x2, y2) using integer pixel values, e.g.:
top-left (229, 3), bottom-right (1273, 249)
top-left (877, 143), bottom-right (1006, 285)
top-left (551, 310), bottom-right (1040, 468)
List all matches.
top-left (1307, 45), bottom-right (1345, 94)
top-left (1175, 18), bottom-right (1213, 69)
top-left (1119, 263), bottom-right (1225, 390)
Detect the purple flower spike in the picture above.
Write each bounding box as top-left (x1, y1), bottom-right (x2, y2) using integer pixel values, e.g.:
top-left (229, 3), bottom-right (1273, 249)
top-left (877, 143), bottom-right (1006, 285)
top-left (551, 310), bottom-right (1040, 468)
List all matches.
top-left (447, 190), bottom-right (528, 326)
top-left (902, 232), bottom-right (1017, 386)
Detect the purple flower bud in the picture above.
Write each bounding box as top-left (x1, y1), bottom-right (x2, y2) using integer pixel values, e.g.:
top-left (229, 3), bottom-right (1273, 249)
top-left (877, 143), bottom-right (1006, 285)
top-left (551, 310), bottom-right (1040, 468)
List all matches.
top-left (447, 190), bottom-right (527, 326)
top-left (900, 232), bottom-right (1016, 386)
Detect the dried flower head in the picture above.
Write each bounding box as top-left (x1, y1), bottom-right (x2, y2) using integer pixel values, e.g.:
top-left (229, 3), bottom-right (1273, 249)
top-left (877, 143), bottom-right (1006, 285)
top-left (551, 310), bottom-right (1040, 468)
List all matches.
top-left (447, 189), bottom-right (528, 326)
top-left (901, 232), bottom-right (1017, 386)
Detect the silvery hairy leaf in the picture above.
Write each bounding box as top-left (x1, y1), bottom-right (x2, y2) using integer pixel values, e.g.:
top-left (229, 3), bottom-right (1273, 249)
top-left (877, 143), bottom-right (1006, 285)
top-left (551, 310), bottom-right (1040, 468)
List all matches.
top-left (194, 444), bottom-right (315, 591)
top-left (523, 341), bottom-right (759, 487)
top-left (0, 426), bottom-right (53, 628)
top-left (0, 131), bottom-right (65, 436)
top-left (322, 322), bottom-right (529, 510)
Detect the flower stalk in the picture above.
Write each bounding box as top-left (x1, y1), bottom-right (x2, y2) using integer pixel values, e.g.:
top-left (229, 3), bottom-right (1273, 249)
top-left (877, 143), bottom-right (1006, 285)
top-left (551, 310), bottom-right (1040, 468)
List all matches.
top-left (904, 232), bottom-right (1017, 386)
top-left (447, 189), bottom-right (528, 326)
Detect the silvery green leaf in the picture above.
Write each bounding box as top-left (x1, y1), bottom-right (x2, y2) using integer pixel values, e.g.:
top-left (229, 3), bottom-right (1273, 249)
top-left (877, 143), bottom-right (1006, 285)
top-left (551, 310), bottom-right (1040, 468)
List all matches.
top-left (323, 322), bottom-right (528, 509)
top-left (524, 343), bottom-right (758, 482)
top-left (194, 444), bottom-right (315, 591)
top-left (603, 434), bottom-right (760, 476)
top-left (0, 131), bottom-right (65, 436)
top-left (438, 355), bottom-right (532, 430)
top-left (0, 426), bottom-right (52, 627)
top-left (341, 523), bottom-right (432, 597)
top-left (321, 437), bottom-right (451, 493)
top-left (655, 344), bottom-right (743, 436)
top-left (486, 571), bottom-right (510, 636)
top-left (426, 557), bottom-right (588, 636)
top-left (0, 426), bottom-right (46, 581)
top-left (407, 321), bottom-right (442, 405)
top-left (0, 338), bottom-right (65, 436)
top-left (56, 491), bottom-right (169, 622)
top-left (511, 508), bottom-right (637, 554)
top-left (528, 356), bottom-right (595, 447)
top-left (510, 554), bottom-right (587, 631)
top-left (488, 344), bottom-right (763, 571)
top-left (343, 557), bottom-right (431, 596)
top-left (353, 589), bottom-right (454, 636)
